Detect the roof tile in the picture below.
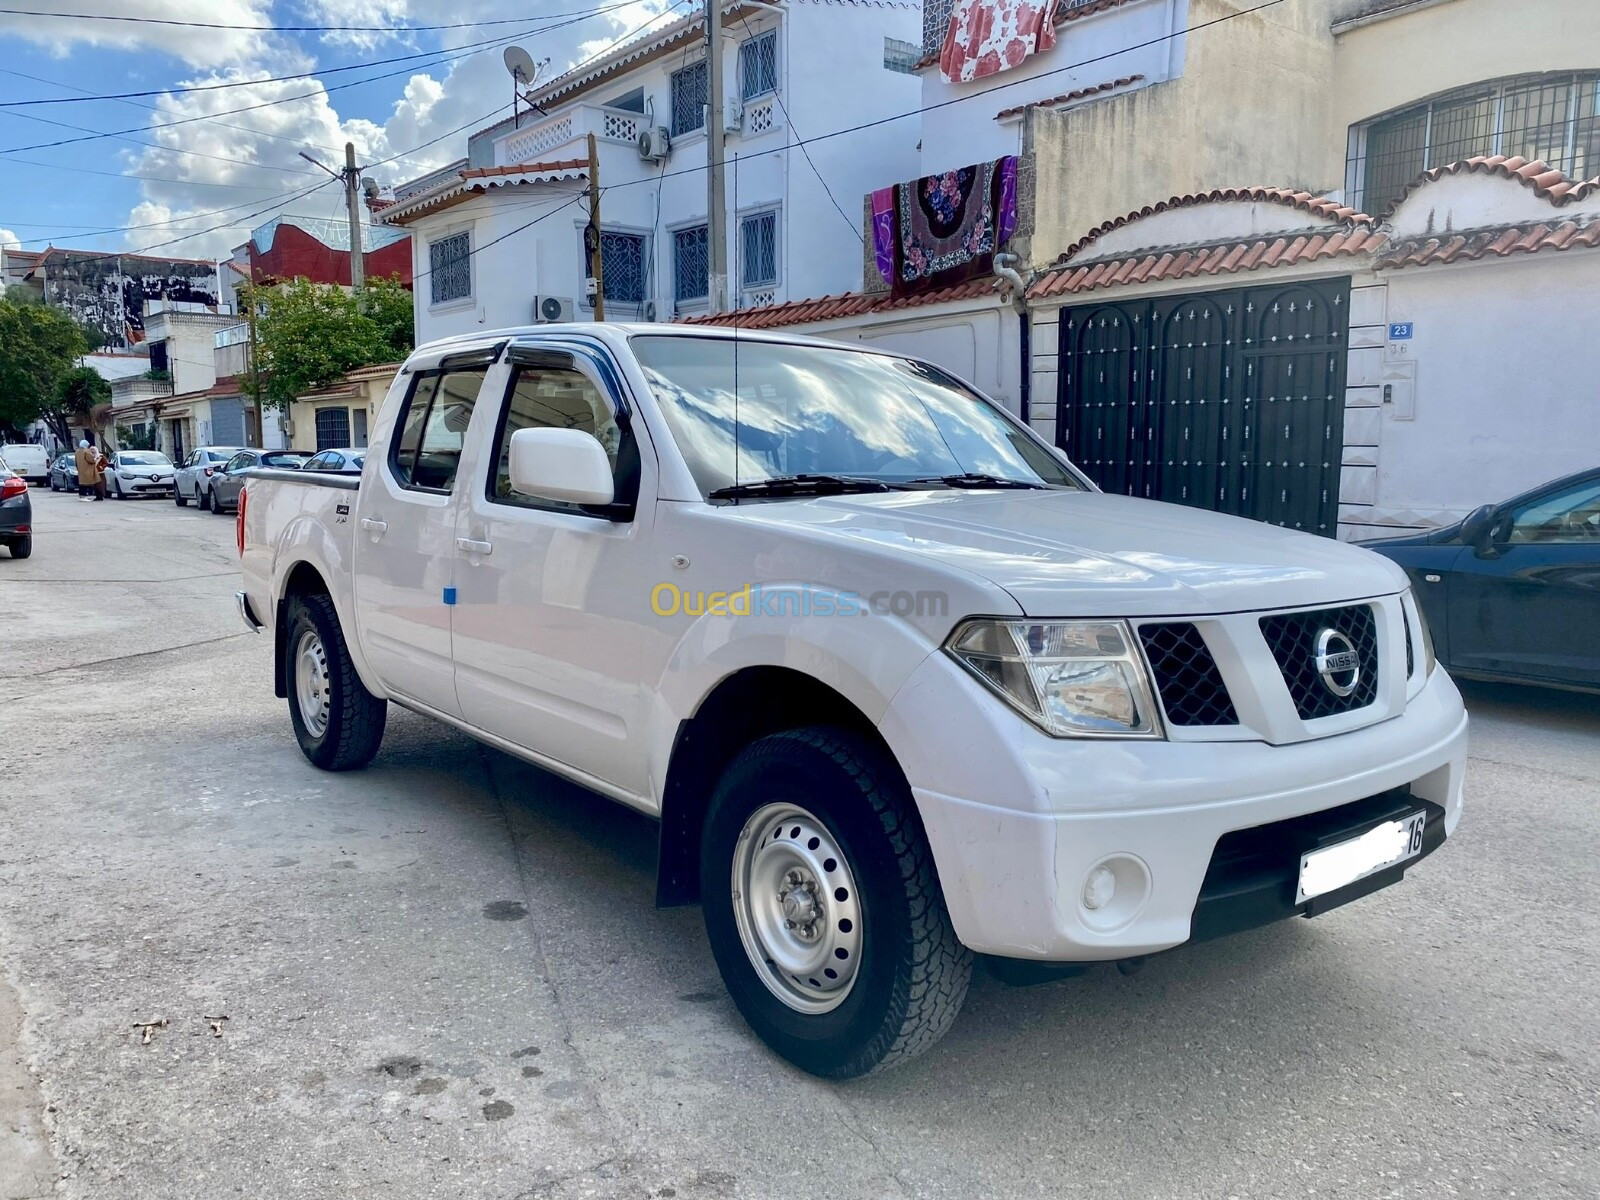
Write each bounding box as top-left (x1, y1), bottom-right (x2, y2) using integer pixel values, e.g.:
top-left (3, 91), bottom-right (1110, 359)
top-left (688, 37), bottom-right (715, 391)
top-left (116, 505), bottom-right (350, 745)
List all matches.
top-left (995, 74), bottom-right (1144, 121)
top-left (680, 277), bottom-right (1002, 330)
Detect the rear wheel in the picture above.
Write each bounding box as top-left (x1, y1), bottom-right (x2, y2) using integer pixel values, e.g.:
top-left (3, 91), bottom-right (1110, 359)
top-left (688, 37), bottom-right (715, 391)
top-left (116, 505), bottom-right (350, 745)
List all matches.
top-left (701, 727), bottom-right (971, 1078)
top-left (198, 487), bottom-right (212, 512)
top-left (284, 592), bottom-right (386, 771)
top-left (5, 536), bottom-right (31, 559)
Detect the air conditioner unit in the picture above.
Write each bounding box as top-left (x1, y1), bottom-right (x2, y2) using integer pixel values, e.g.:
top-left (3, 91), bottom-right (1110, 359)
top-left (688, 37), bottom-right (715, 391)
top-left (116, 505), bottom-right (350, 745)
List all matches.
top-left (637, 126), bottom-right (671, 163)
top-left (723, 97), bottom-right (743, 133)
top-left (533, 295), bottom-right (575, 324)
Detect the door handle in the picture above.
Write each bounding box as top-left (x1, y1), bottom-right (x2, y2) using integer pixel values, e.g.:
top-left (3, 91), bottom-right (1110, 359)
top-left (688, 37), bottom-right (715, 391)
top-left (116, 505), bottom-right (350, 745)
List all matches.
top-left (360, 516), bottom-right (387, 537)
top-left (456, 537), bottom-right (493, 557)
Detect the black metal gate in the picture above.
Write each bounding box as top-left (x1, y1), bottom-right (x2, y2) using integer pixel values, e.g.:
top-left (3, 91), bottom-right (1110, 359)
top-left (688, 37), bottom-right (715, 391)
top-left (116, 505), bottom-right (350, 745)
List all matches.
top-left (1057, 277), bottom-right (1351, 534)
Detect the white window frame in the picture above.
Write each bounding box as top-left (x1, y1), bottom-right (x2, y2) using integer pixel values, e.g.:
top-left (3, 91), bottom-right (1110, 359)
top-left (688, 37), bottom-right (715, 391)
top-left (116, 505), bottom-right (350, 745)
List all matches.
top-left (738, 28), bottom-right (779, 101)
top-left (576, 221), bottom-right (653, 317)
top-left (426, 224), bottom-right (474, 311)
top-left (736, 205), bottom-right (781, 297)
top-left (669, 219), bottom-right (710, 313)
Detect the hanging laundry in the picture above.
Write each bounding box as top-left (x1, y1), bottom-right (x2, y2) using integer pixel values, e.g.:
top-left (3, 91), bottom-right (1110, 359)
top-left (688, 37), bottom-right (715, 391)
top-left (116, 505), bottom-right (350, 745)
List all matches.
top-left (888, 156), bottom-right (1018, 298)
top-left (939, 0), bottom-right (1058, 84)
top-left (870, 187), bottom-right (896, 287)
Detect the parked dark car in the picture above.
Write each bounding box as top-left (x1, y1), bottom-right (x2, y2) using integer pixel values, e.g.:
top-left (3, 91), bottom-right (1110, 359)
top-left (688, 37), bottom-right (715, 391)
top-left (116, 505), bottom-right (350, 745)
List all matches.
top-left (48, 452), bottom-right (78, 492)
top-left (209, 449), bottom-right (308, 514)
top-left (1367, 467), bottom-right (1600, 693)
top-left (300, 447), bottom-right (366, 474)
top-left (0, 456), bottom-right (33, 558)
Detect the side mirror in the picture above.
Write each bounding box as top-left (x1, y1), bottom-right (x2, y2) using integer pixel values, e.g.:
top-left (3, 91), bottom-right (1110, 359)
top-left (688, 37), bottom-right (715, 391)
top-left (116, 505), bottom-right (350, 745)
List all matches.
top-left (1458, 503), bottom-right (1497, 550)
top-left (507, 427), bottom-right (614, 507)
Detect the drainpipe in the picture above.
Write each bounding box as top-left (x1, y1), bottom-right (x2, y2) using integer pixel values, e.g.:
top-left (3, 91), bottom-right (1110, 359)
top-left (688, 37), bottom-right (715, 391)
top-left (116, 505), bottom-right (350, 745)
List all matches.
top-left (993, 251), bottom-right (1030, 423)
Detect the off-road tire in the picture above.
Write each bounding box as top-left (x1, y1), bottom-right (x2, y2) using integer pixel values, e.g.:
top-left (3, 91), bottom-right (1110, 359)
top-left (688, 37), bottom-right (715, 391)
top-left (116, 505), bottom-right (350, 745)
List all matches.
top-left (6, 536), bottom-right (31, 559)
top-left (701, 727), bottom-right (971, 1079)
top-left (284, 592), bottom-right (386, 771)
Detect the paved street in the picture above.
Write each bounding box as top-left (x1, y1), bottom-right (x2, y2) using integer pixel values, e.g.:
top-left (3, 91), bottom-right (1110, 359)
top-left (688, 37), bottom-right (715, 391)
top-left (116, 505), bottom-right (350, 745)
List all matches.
top-left (0, 488), bottom-right (1595, 1200)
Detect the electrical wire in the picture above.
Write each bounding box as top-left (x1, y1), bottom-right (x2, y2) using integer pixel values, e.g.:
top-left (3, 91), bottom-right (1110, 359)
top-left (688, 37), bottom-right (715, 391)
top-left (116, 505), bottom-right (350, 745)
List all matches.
top-left (0, 2), bottom-right (645, 35)
top-left (0, 1), bottom-right (643, 108)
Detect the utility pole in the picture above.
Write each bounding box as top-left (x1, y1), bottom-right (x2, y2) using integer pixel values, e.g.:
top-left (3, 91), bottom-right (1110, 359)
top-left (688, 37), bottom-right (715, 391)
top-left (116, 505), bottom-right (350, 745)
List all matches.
top-left (705, 0), bottom-right (728, 315)
top-left (344, 142), bottom-right (366, 297)
top-left (586, 132), bottom-right (605, 321)
top-left (302, 145), bottom-right (366, 299)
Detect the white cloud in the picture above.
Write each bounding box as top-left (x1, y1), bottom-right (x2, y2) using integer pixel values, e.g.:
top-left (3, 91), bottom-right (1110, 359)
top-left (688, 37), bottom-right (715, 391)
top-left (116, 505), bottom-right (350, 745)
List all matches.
top-left (5, 0), bottom-right (690, 258)
top-left (0, 0), bottom-right (278, 69)
top-left (0, 228), bottom-right (20, 250)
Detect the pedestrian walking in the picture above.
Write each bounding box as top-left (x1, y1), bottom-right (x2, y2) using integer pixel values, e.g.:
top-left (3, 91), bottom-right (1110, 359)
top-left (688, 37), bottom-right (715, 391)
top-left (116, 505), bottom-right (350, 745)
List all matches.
top-left (74, 439), bottom-right (99, 501)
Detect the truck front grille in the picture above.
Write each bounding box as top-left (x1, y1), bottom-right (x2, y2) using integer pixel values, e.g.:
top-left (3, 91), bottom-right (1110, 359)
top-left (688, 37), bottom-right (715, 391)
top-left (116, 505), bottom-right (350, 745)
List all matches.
top-left (1137, 622), bottom-right (1239, 728)
top-left (1258, 604), bottom-right (1379, 720)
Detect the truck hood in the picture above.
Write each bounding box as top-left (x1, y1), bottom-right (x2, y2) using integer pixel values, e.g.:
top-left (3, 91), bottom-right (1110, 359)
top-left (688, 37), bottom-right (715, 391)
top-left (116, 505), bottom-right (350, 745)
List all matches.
top-left (724, 489), bottom-right (1407, 617)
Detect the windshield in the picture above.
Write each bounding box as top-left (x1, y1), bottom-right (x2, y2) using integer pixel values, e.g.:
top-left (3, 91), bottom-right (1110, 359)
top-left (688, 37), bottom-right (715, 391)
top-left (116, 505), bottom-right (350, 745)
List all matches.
top-left (119, 452), bottom-right (170, 465)
top-left (631, 336), bottom-right (1082, 497)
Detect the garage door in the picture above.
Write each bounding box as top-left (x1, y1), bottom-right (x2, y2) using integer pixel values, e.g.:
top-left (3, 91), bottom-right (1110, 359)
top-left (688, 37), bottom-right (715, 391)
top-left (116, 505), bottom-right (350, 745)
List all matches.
top-left (1056, 277), bottom-right (1350, 534)
top-left (210, 397), bottom-right (246, 446)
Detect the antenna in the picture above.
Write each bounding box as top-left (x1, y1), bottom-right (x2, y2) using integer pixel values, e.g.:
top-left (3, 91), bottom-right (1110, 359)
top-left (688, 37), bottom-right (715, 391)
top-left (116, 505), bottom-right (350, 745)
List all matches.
top-left (503, 47), bottom-right (547, 130)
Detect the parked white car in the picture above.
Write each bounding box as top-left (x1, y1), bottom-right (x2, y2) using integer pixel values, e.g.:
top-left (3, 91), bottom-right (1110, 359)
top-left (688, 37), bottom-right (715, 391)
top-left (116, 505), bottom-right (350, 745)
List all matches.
top-left (105, 450), bottom-right (175, 499)
top-left (0, 443), bottom-right (50, 485)
top-left (174, 446), bottom-right (243, 508)
top-left (237, 325), bottom-right (1468, 1078)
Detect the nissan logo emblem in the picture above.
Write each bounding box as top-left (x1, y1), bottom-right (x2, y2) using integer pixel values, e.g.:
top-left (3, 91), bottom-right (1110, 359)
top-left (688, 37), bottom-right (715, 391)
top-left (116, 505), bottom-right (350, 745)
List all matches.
top-left (1314, 629), bottom-right (1361, 697)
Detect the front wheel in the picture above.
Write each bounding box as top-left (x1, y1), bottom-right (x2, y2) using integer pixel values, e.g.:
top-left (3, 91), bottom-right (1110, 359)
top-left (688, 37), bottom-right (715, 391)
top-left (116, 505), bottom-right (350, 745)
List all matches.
top-left (284, 592), bottom-right (387, 770)
top-left (175, 487), bottom-right (188, 507)
top-left (111, 480), bottom-right (124, 499)
top-left (701, 727), bottom-right (972, 1079)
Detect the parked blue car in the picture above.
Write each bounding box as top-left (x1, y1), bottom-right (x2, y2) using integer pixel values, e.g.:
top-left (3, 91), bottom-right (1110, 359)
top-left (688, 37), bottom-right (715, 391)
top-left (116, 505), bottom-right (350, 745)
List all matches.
top-left (1366, 468), bottom-right (1600, 694)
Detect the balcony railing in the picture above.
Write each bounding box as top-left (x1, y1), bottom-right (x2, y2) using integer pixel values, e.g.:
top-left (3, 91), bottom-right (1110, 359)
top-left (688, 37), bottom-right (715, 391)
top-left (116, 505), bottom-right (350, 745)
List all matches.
top-left (497, 104), bottom-right (646, 164)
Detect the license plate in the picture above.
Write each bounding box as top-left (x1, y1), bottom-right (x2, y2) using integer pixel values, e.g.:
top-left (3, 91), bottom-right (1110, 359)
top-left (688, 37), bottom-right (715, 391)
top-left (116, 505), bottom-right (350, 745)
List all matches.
top-left (1297, 811), bottom-right (1427, 904)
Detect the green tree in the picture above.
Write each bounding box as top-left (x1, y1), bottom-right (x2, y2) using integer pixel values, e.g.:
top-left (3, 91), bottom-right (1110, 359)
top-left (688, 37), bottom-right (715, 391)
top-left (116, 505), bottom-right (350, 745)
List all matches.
top-left (251, 275), bottom-right (414, 410)
top-left (0, 298), bottom-right (89, 440)
top-left (48, 365), bottom-right (112, 448)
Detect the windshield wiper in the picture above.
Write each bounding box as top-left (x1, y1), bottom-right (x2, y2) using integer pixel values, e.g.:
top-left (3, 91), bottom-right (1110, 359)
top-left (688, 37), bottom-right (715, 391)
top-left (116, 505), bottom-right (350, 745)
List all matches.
top-left (708, 473), bottom-right (897, 501)
top-left (904, 473), bottom-right (1047, 490)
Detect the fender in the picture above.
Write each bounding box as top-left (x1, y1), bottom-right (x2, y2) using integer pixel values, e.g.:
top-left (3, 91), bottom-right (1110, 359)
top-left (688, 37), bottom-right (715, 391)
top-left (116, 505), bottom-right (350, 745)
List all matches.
top-left (267, 507), bottom-right (388, 701)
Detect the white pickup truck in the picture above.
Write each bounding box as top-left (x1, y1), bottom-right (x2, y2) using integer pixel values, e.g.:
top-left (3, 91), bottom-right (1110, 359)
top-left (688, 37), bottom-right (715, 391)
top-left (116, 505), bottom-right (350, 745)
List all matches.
top-left (237, 324), bottom-right (1467, 1078)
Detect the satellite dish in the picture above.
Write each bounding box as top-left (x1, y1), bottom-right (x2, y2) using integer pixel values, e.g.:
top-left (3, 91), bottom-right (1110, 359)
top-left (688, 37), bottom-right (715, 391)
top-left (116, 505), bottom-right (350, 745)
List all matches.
top-left (503, 46), bottom-right (538, 87)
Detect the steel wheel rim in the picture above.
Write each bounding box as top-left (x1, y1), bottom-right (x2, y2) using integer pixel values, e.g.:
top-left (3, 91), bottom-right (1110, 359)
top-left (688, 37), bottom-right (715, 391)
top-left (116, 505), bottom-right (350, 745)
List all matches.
top-left (731, 802), bottom-right (865, 1015)
top-left (294, 629), bottom-right (331, 738)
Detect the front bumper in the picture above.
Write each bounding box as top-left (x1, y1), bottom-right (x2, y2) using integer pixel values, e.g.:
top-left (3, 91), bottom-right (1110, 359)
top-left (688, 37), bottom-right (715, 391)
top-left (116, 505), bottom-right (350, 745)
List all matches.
top-left (118, 477), bottom-right (175, 495)
top-left (880, 656), bottom-right (1467, 962)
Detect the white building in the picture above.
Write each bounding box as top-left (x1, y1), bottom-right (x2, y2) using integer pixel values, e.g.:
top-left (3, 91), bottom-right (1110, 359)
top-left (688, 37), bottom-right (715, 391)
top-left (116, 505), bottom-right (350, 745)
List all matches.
top-left (383, 0), bottom-right (923, 342)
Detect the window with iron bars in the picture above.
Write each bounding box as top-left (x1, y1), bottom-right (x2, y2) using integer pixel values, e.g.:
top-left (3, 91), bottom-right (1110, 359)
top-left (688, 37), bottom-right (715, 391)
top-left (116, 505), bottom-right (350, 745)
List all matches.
top-left (739, 210), bottom-right (778, 289)
top-left (428, 230), bottom-right (471, 305)
top-left (1350, 73), bottom-right (1600, 214)
top-left (585, 230), bottom-right (648, 309)
top-left (739, 30), bottom-right (778, 100)
top-left (671, 60), bottom-right (708, 137)
top-left (673, 224), bottom-right (709, 305)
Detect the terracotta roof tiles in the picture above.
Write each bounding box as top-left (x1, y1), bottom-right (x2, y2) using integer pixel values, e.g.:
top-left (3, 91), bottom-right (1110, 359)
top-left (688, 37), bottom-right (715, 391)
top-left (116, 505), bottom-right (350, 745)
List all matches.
top-left (1381, 155), bottom-right (1600, 217)
top-left (995, 74), bottom-right (1143, 121)
top-left (1059, 187), bottom-right (1371, 262)
top-left (460, 158), bottom-right (588, 181)
top-left (1028, 227), bottom-right (1387, 299)
top-left (1378, 218), bottom-right (1600, 268)
top-left (681, 278), bottom-right (1002, 330)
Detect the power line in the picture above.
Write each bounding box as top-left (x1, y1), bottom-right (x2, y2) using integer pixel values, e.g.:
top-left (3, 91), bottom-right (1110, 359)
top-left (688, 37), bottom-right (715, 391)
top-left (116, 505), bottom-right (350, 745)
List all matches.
top-left (0, 1), bottom-right (642, 108)
top-left (0, 66), bottom-right (349, 159)
top-left (0, 2), bottom-right (643, 35)
top-left (4, 185), bottom-right (340, 246)
top-left (5, 2), bottom-right (694, 251)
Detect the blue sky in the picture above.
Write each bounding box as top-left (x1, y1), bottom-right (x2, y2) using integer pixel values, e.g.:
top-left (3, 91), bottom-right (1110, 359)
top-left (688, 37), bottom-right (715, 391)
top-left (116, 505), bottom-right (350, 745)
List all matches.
top-left (0, 1), bottom-right (674, 260)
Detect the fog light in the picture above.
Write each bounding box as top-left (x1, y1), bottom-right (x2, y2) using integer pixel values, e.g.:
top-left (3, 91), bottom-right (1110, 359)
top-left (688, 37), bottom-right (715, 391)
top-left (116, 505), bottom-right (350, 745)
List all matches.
top-left (1083, 865), bottom-right (1117, 911)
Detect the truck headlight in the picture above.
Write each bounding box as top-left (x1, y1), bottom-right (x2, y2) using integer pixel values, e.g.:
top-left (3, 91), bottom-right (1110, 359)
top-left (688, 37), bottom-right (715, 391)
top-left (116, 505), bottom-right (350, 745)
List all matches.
top-left (945, 619), bottom-right (1164, 738)
top-left (1406, 588), bottom-right (1437, 678)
